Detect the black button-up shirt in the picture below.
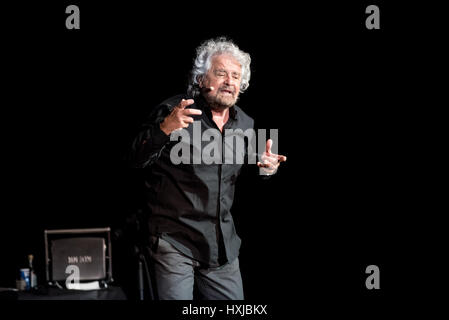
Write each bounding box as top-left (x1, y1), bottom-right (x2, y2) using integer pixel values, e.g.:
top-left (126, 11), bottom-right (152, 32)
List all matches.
top-left (130, 94), bottom-right (255, 267)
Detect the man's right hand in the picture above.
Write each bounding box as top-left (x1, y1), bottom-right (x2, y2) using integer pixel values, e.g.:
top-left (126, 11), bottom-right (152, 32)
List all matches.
top-left (159, 99), bottom-right (202, 135)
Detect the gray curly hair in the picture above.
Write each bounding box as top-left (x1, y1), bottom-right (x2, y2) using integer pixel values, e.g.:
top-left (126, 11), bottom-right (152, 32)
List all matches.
top-left (187, 37), bottom-right (251, 97)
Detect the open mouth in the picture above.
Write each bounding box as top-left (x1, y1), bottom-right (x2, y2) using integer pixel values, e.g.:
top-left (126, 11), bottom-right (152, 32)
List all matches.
top-left (220, 89), bottom-right (234, 95)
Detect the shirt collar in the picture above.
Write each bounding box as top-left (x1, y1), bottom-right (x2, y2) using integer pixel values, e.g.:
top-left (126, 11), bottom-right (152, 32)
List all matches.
top-left (196, 94), bottom-right (238, 121)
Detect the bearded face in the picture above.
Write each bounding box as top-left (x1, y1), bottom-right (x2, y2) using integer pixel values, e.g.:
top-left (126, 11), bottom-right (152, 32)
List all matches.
top-left (201, 54), bottom-right (242, 111)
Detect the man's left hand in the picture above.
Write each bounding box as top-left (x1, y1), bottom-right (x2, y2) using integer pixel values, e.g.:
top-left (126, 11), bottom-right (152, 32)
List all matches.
top-left (257, 139), bottom-right (287, 175)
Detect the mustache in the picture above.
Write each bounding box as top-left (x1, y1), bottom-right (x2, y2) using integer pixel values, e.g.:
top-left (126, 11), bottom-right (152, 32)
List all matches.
top-left (218, 86), bottom-right (235, 94)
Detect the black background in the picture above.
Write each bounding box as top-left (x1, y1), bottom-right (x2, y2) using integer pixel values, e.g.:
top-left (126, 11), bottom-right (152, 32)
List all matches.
top-left (0, 0), bottom-right (445, 315)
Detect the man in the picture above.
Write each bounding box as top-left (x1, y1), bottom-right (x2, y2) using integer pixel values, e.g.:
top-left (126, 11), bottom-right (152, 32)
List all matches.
top-left (130, 37), bottom-right (286, 300)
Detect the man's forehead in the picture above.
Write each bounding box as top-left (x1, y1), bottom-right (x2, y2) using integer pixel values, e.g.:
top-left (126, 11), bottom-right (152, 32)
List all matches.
top-left (211, 54), bottom-right (241, 71)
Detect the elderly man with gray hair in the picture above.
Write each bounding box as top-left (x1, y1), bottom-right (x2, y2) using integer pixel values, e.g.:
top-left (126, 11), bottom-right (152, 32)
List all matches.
top-left (130, 37), bottom-right (286, 300)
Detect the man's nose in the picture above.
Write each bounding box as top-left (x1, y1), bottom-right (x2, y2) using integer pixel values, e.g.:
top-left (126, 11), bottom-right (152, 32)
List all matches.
top-left (224, 74), bottom-right (234, 86)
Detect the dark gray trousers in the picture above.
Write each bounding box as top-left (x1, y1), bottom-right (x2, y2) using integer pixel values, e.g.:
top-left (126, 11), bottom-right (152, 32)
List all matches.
top-left (148, 236), bottom-right (244, 300)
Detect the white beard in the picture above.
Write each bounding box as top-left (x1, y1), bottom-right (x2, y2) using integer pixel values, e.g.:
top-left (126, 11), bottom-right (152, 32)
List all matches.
top-left (206, 91), bottom-right (239, 111)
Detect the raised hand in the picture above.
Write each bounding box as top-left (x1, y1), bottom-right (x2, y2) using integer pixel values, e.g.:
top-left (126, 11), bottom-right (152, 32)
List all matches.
top-left (257, 139), bottom-right (287, 175)
top-left (160, 99), bottom-right (202, 135)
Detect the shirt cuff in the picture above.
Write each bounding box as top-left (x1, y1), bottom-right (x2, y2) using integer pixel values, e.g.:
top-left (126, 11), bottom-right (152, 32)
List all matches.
top-left (150, 123), bottom-right (170, 147)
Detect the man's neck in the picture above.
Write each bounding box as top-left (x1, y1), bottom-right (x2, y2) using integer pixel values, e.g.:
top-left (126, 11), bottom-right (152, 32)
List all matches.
top-left (211, 108), bottom-right (229, 132)
top-left (199, 94), bottom-right (232, 132)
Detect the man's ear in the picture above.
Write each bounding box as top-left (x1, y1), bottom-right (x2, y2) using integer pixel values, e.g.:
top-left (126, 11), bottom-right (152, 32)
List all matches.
top-left (197, 75), bottom-right (204, 88)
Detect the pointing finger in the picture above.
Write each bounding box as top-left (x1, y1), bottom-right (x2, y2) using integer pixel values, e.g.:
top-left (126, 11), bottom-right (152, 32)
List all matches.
top-left (183, 108), bottom-right (202, 116)
top-left (266, 139), bottom-right (273, 154)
